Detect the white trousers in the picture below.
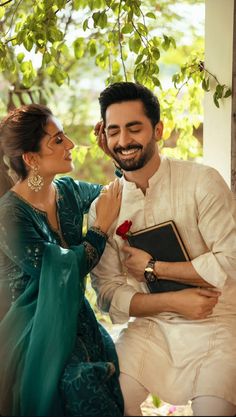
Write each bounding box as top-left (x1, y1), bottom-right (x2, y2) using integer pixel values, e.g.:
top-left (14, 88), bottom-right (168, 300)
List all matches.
top-left (119, 372), bottom-right (236, 416)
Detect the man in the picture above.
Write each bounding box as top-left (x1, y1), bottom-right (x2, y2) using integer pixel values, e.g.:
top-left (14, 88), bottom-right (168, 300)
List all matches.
top-left (89, 82), bottom-right (236, 416)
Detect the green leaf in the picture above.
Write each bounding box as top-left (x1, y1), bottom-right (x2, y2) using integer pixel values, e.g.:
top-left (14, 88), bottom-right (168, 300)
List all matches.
top-left (21, 61), bottom-right (37, 88)
top-left (42, 51), bottom-right (51, 65)
top-left (89, 40), bottom-right (97, 56)
top-left (20, 61), bottom-right (32, 73)
top-left (12, 94), bottom-right (22, 108)
top-left (73, 0), bottom-right (81, 10)
top-left (92, 11), bottom-right (100, 26)
top-left (146, 12), bottom-right (156, 19)
top-left (52, 67), bottom-right (67, 86)
top-left (135, 53), bottom-right (144, 65)
top-left (21, 92), bottom-right (33, 105)
top-left (215, 84), bottom-right (224, 98)
top-left (16, 29), bottom-right (27, 45)
top-left (46, 65), bottom-right (55, 76)
top-left (93, 10), bottom-right (108, 29)
top-left (129, 37), bottom-right (141, 54)
top-left (134, 63), bottom-right (145, 83)
top-left (17, 52), bottom-right (25, 63)
top-left (162, 35), bottom-right (170, 51)
top-left (213, 92), bottom-right (220, 108)
top-left (23, 35), bottom-right (34, 52)
top-left (99, 11), bottom-right (107, 29)
top-left (133, 3), bottom-right (141, 17)
top-left (48, 27), bottom-right (63, 43)
top-left (201, 77), bottom-right (210, 92)
top-left (152, 76), bottom-right (161, 87)
top-left (169, 36), bottom-right (176, 49)
top-left (172, 73), bottom-right (180, 87)
top-left (95, 53), bottom-right (109, 70)
top-left (224, 88), bottom-right (232, 98)
top-left (112, 60), bottom-right (120, 75)
top-left (151, 47), bottom-right (160, 61)
top-left (83, 18), bottom-right (89, 31)
top-left (121, 23), bottom-right (133, 34)
top-left (73, 37), bottom-right (85, 59)
top-left (137, 22), bottom-right (148, 36)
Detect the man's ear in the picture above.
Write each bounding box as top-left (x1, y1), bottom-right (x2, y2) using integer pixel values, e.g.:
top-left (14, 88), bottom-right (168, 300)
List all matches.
top-left (154, 121), bottom-right (164, 141)
top-left (22, 152), bottom-right (38, 169)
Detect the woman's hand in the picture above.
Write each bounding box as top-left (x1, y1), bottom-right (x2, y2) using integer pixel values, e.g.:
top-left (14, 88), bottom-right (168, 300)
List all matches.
top-left (94, 121), bottom-right (122, 174)
top-left (122, 245), bottom-right (152, 281)
top-left (94, 179), bottom-right (122, 234)
top-left (94, 121), bottom-right (111, 157)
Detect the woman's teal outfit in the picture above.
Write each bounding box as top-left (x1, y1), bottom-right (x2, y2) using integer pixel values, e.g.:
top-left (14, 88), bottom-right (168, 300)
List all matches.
top-left (0, 177), bottom-right (124, 416)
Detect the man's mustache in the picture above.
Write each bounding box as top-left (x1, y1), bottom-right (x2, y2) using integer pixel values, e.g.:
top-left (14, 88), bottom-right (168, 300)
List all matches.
top-left (114, 144), bottom-right (143, 153)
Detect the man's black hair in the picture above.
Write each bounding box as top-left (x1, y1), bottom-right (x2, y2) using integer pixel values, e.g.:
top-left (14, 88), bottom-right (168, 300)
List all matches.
top-left (98, 82), bottom-right (160, 128)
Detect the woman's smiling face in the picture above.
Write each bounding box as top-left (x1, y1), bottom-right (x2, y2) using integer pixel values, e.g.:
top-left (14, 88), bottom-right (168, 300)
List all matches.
top-left (35, 117), bottom-right (75, 177)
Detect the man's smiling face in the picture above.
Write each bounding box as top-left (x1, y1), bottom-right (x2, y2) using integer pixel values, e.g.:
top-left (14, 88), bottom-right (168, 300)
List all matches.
top-left (105, 100), bottom-right (160, 171)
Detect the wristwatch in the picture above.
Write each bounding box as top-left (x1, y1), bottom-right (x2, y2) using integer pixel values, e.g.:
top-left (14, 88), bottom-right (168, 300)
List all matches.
top-left (144, 258), bottom-right (157, 283)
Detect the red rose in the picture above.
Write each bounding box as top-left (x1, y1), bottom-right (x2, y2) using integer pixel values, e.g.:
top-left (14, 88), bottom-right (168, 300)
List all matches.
top-left (116, 220), bottom-right (132, 240)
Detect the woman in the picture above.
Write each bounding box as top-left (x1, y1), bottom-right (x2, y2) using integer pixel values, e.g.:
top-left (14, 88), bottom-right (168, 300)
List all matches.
top-left (0, 104), bottom-right (124, 416)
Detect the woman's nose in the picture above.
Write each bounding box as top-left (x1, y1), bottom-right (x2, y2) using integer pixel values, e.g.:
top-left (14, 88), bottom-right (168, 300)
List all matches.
top-left (65, 136), bottom-right (75, 149)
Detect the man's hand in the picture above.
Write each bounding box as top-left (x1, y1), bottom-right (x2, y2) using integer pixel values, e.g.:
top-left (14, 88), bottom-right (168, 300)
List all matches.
top-left (170, 287), bottom-right (221, 319)
top-left (123, 245), bottom-right (151, 280)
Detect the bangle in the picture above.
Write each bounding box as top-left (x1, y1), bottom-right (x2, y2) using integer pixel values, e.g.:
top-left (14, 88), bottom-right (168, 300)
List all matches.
top-left (89, 226), bottom-right (108, 240)
top-left (82, 241), bottom-right (99, 271)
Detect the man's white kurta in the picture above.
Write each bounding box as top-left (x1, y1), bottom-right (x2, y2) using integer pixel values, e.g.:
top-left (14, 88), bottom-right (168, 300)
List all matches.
top-left (89, 157), bottom-right (236, 406)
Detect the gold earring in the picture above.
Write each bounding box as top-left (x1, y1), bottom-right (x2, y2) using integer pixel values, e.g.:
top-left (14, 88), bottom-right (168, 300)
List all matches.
top-left (27, 166), bottom-right (44, 192)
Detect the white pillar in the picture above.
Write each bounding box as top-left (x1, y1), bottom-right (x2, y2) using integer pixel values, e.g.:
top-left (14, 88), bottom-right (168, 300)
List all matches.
top-left (203, 0), bottom-right (234, 186)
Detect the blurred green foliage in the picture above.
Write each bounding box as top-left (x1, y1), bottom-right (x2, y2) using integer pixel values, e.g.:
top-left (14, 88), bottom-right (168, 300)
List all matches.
top-left (0, 0), bottom-right (231, 184)
top-left (0, 2), bottom-right (232, 406)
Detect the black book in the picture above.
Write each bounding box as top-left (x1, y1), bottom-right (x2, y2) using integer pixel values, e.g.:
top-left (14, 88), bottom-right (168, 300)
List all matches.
top-left (127, 220), bottom-right (196, 293)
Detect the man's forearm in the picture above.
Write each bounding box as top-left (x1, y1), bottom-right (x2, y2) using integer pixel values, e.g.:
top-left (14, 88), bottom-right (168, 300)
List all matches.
top-left (154, 260), bottom-right (214, 288)
top-left (129, 291), bottom-right (176, 317)
top-left (129, 288), bottom-right (220, 319)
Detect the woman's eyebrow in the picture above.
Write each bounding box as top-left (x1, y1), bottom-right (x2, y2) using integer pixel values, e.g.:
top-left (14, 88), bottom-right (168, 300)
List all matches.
top-left (45, 129), bottom-right (63, 138)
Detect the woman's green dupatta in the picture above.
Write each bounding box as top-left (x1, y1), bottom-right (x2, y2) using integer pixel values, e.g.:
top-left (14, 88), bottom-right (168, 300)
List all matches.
top-left (0, 244), bottom-right (85, 416)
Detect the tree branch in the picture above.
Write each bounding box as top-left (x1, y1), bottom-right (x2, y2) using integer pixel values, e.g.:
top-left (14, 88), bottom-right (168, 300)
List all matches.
top-left (4, 0), bottom-right (24, 38)
top-left (0, 0), bottom-right (14, 6)
top-left (118, 0), bottom-right (127, 81)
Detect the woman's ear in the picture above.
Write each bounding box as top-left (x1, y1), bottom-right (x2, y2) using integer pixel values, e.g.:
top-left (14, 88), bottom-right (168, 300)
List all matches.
top-left (154, 121), bottom-right (164, 141)
top-left (22, 152), bottom-right (38, 169)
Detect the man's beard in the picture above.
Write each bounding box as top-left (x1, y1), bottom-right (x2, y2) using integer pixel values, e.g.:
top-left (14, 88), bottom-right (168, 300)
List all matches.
top-left (111, 134), bottom-right (156, 172)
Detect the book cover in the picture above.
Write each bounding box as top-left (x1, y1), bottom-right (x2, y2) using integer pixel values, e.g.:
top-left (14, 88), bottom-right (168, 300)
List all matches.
top-left (127, 220), bottom-right (196, 293)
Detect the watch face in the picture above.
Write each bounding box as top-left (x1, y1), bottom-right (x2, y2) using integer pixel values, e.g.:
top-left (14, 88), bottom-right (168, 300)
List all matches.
top-left (144, 259), bottom-right (156, 283)
top-left (144, 271), bottom-right (156, 283)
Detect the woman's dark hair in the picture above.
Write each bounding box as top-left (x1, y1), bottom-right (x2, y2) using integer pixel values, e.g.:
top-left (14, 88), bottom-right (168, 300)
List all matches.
top-left (98, 82), bottom-right (160, 128)
top-left (0, 104), bottom-right (52, 197)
